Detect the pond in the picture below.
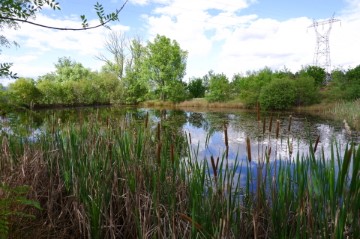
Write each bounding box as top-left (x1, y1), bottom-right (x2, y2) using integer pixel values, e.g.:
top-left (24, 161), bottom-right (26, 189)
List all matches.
top-left (1, 106), bottom-right (358, 164)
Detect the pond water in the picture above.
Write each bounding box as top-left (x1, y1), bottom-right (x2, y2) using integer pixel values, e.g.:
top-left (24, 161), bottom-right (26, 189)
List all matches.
top-left (1, 106), bottom-right (359, 165)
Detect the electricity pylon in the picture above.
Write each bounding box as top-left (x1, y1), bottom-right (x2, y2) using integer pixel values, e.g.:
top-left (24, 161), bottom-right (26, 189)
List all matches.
top-left (308, 14), bottom-right (340, 82)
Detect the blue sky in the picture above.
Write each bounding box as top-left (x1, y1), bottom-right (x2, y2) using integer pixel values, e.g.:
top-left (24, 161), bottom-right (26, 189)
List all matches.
top-left (1, 0), bottom-right (359, 85)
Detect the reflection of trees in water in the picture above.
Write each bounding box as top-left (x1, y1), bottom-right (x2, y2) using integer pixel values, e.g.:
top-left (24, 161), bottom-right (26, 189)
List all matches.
top-left (188, 112), bottom-right (208, 130)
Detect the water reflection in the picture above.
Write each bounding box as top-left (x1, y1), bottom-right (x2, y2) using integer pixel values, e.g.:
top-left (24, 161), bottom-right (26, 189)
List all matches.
top-left (1, 107), bottom-right (358, 162)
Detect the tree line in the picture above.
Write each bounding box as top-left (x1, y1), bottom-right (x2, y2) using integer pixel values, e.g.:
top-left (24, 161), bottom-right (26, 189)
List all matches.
top-left (1, 35), bottom-right (360, 113)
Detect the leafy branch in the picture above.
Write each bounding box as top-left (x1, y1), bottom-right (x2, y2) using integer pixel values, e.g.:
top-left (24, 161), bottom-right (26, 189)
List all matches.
top-left (0, 0), bottom-right (129, 31)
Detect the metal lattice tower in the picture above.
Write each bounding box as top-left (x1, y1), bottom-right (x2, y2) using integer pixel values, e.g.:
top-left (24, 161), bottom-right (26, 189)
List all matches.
top-left (308, 14), bottom-right (340, 77)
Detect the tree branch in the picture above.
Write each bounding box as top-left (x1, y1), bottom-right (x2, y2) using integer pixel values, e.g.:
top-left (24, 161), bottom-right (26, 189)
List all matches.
top-left (0, 0), bottom-right (129, 31)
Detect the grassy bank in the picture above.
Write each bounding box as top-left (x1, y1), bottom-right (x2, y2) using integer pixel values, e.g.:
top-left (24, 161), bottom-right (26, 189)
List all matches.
top-left (1, 113), bottom-right (359, 238)
top-left (296, 100), bottom-right (360, 130)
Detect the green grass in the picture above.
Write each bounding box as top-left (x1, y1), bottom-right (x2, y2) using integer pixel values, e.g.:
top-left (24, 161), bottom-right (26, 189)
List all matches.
top-left (1, 113), bottom-right (359, 238)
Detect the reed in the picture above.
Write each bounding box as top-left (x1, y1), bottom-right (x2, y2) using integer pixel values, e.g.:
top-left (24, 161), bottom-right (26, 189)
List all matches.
top-left (1, 111), bottom-right (359, 238)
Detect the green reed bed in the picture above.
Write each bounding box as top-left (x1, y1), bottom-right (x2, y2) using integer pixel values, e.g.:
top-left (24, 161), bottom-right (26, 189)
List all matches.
top-left (1, 114), bottom-right (359, 238)
top-left (326, 99), bottom-right (360, 130)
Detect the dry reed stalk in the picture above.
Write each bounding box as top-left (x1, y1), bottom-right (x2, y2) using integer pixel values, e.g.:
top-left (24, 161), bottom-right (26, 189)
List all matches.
top-left (246, 136), bottom-right (252, 162)
top-left (178, 213), bottom-right (203, 231)
top-left (288, 115), bottom-right (292, 132)
top-left (313, 135), bottom-right (320, 153)
top-left (269, 115), bottom-right (273, 133)
top-left (276, 120), bottom-right (280, 139)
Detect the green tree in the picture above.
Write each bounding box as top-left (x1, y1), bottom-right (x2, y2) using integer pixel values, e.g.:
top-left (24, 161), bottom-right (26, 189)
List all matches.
top-left (37, 78), bottom-right (63, 105)
top-left (294, 75), bottom-right (320, 106)
top-left (238, 68), bottom-right (273, 107)
top-left (54, 57), bottom-right (90, 82)
top-left (121, 38), bottom-right (148, 104)
top-left (259, 78), bottom-right (296, 110)
top-left (206, 72), bottom-right (230, 102)
top-left (7, 77), bottom-right (41, 108)
top-left (298, 66), bottom-right (326, 87)
top-left (145, 35), bottom-right (187, 101)
top-left (188, 77), bottom-right (206, 98)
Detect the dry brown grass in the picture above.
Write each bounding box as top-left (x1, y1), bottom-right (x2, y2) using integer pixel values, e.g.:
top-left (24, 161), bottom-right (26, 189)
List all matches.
top-left (1, 144), bottom-right (88, 239)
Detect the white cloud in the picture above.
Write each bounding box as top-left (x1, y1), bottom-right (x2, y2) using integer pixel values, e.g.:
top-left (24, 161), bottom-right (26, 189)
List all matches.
top-left (1, 13), bottom-right (130, 80)
top-left (143, 0), bottom-right (360, 78)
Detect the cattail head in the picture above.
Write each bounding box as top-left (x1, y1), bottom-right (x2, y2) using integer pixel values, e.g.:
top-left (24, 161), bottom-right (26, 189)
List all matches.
top-left (224, 124), bottom-right (228, 147)
top-left (314, 135), bottom-right (320, 153)
top-left (263, 117), bottom-right (266, 135)
top-left (157, 142), bottom-right (162, 164)
top-left (269, 115), bottom-right (273, 133)
top-left (276, 120), bottom-right (280, 139)
top-left (288, 115), bottom-right (292, 132)
top-left (145, 112), bottom-right (149, 128)
top-left (246, 136), bottom-right (251, 162)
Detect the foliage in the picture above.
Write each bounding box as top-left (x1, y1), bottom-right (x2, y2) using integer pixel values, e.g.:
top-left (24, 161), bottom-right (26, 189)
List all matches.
top-left (206, 72), bottom-right (230, 102)
top-left (324, 65), bottom-right (360, 101)
top-left (298, 65), bottom-right (326, 86)
top-left (259, 77), bottom-right (296, 110)
top-left (145, 35), bottom-right (187, 101)
top-left (294, 75), bottom-right (320, 106)
top-left (188, 77), bottom-right (207, 98)
top-left (7, 78), bottom-right (41, 108)
top-left (121, 38), bottom-right (148, 104)
top-left (238, 68), bottom-right (273, 107)
top-left (0, 183), bottom-right (41, 239)
top-left (167, 80), bottom-right (189, 103)
top-left (54, 57), bottom-right (90, 82)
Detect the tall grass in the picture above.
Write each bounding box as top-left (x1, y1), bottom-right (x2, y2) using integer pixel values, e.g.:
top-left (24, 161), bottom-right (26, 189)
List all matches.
top-left (1, 112), bottom-right (359, 238)
top-left (326, 99), bottom-right (360, 130)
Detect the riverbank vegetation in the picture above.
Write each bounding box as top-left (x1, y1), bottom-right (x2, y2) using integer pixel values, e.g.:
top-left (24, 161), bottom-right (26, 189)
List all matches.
top-left (1, 113), bottom-right (359, 238)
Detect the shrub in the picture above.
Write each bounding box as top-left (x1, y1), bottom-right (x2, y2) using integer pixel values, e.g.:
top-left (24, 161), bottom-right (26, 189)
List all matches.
top-left (259, 78), bottom-right (296, 110)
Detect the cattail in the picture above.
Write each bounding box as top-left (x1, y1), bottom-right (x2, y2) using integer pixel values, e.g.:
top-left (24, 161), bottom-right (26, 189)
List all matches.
top-left (262, 117), bottom-right (266, 134)
top-left (224, 124), bottom-right (228, 147)
top-left (269, 115), bottom-right (273, 133)
top-left (210, 155), bottom-right (219, 180)
top-left (314, 135), bottom-right (320, 153)
top-left (246, 136), bottom-right (251, 162)
top-left (257, 102), bottom-right (260, 121)
top-left (288, 115), bottom-right (292, 132)
top-left (267, 147), bottom-right (272, 161)
top-left (157, 142), bottom-right (162, 164)
top-left (188, 132), bottom-right (192, 145)
top-left (157, 122), bottom-right (161, 141)
top-left (145, 112), bottom-right (149, 128)
top-left (276, 120), bottom-right (280, 139)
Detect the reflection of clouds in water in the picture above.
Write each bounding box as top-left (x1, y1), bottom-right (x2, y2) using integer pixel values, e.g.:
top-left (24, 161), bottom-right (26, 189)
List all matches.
top-left (183, 113), bottom-right (358, 165)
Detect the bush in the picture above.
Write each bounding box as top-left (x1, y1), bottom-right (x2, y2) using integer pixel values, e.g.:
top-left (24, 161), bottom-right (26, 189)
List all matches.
top-left (259, 78), bottom-right (296, 110)
top-left (206, 73), bottom-right (230, 102)
top-left (294, 75), bottom-right (320, 106)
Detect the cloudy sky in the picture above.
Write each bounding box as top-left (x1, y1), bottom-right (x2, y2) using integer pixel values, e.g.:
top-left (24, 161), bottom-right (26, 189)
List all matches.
top-left (1, 0), bottom-right (359, 85)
